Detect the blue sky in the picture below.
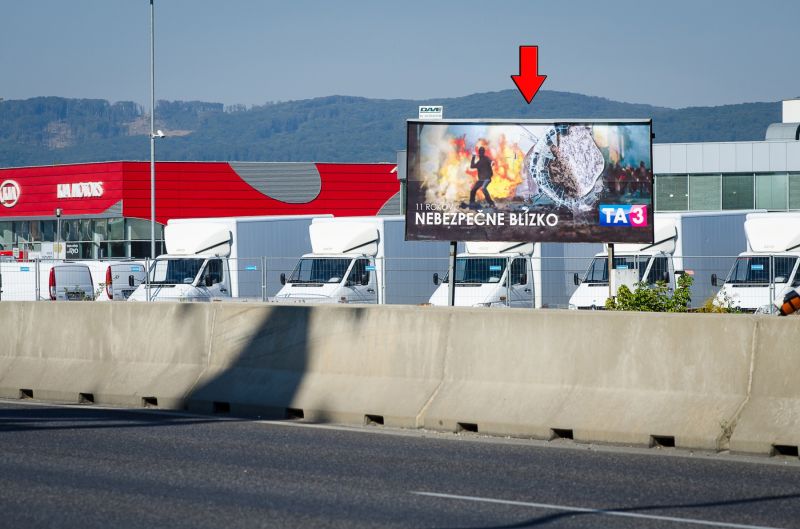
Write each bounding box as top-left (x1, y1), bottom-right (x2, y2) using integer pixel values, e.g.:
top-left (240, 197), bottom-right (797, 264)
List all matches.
top-left (1, 0), bottom-right (798, 109)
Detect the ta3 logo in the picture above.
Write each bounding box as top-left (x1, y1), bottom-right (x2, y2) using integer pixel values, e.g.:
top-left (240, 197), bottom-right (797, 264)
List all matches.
top-left (599, 204), bottom-right (648, 227)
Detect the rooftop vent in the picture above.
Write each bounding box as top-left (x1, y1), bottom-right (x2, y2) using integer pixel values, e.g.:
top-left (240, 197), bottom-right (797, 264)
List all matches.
top-left (783, 98), bottom-right (800, 124)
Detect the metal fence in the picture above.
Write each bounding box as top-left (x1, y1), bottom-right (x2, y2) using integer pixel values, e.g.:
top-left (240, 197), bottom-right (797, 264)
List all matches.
top-left (1, 255), bottom-right (798, 312)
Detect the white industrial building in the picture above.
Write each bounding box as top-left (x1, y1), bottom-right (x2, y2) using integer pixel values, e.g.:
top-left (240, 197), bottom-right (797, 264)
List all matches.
top-left (653, 98), bottom-right (800, 212)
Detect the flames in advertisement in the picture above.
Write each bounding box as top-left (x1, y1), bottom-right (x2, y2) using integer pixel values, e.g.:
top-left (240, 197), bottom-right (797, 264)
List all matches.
top-left (406, 120), bottom-right (654, 243)
top-left (425, 133), bottom-right (525, 203)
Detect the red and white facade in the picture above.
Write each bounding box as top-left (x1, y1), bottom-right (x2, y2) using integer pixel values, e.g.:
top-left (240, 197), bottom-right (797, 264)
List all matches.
top-left (0, 161), bottom-right (400, 258)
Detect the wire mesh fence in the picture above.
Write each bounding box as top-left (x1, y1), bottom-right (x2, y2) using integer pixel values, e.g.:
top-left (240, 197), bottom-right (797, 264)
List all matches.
top-left (0, 254), bottom-right (798, 312)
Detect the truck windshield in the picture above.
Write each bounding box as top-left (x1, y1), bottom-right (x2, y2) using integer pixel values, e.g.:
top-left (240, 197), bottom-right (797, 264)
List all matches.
top-left (446, 257), bottom-right (506, 284)
top-left (582, 256), bottom-right (646, 284)
top-left (150, 258), bottom-right (205, 285)
top-left (726, 256), bottom-right (798, 284)
top-left (288, 258), bottom-right (352, 284)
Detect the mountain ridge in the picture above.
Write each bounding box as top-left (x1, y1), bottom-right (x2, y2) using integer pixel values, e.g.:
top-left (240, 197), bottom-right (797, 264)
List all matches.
top-left (0, 90), bottom-right (781, 167)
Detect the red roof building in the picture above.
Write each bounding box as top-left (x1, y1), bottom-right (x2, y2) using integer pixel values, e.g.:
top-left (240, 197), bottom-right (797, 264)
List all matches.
top-left (0, 161), bottom-right (400, 258)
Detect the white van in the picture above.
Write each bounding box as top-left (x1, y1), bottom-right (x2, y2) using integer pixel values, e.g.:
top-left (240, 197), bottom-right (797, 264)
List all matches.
top-left (0, 261), bottom-right (94, 301)
top-left (102, 262), bottom-right (147, 301)
top-left (48, 263), bottom-right (95, 301)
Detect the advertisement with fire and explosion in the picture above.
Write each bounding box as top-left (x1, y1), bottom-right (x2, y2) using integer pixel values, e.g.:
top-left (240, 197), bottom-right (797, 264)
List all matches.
top-left (405, 120), bottom-right (654, 243)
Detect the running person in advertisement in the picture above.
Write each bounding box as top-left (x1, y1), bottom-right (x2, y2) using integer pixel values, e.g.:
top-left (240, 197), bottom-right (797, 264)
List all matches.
top-left (469, 147), bottom-right (496, 209)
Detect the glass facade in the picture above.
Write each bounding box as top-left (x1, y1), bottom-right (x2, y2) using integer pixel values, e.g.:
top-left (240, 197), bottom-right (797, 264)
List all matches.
top-left (790, 174), bottom-right (800, 210)
top-left (655, 174), bottom-right (688, 211)
top-left (722, 173), bottom-right (755, 210)
top-left (655, 173), bottom-right (800, 212)
top-left (689, 174), bottom-right (721, 211)
top-left (755, 173), bottom-right (788, 211)
top-left (0, 217), bottom-right (164, 259)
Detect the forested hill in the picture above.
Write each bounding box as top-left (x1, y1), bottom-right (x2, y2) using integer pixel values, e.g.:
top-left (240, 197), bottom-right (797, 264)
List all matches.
top-left (0, 91), bottom-right (781, 167)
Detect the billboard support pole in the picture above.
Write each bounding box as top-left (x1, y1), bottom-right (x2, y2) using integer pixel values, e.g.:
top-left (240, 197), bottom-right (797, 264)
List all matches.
top-left (448, 241), bottom-right (456, 307)
top-left (607, 242), bottom-right (615, 304)
top-left (506, 256), bottom-right (511, 307)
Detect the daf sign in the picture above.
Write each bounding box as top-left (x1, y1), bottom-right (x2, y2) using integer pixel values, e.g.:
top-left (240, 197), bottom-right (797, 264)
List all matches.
top-left (418, 105), bottom-right (443, 120)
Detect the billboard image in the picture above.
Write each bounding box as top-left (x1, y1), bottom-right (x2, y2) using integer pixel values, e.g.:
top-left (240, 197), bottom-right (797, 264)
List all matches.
top-left (405, 120), bottom-right (654, 243)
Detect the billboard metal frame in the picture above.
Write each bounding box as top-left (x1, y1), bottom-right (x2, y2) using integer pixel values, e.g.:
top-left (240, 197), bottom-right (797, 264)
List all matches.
top-left (405, 118), bottom-right (655, 245)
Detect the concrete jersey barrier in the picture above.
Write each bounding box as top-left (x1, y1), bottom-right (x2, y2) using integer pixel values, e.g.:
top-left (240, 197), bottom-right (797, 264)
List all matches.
top-left (186, 303), bottom-right (449, 427)
top-left (421, 309), bottom-right (755, 450)
top-left (0, 302), bottom-right (214, 408)
top-left (730, 317), bottom-right (800, 455)
top-left (0, 301), bottom-right (798, 455)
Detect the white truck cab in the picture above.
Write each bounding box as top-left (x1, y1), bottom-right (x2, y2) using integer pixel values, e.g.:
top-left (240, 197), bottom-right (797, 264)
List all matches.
top-left (715, 213), bottom-right (800, 313)
top-left (428, 242), bottom-right (534, 308)
top-left (128, 223), bottom-right (232, 302)
top-left (275, 216), bottom-right (447, 305)
top-left (275, 221), bottom-right (378, 304)
top-left (570, 211), bottom-right (752, 310)
top-left (569, 224), bottom-right (677, 310)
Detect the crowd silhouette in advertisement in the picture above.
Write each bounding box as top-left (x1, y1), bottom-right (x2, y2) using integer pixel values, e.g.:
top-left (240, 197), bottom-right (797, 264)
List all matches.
top-left (602, 160), bottom-right (653, 198)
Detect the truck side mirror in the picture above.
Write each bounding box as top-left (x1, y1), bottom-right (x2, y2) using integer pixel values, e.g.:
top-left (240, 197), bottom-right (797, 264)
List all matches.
top-left (519, 273), bottom-right (527, 286)
top-left (205, 275), bottom-right (213, 287)
top-left (128, 275), bottom-right (135, 287)
top-left (662, 271), bottom-right (670, 283)
top-left (280, 273), bottom-right (286, 285)
top-left (433, 272), bottom-right (439, 286)
top-left (711, 273), bottom-right (718, 287)
top-left (573, 272), bottom-right (581, 286)
top-left (361, 273), bottom-right (369, 286)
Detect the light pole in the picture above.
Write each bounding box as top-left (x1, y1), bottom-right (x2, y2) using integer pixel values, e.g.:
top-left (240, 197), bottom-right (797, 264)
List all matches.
top-left (149, 0), bottom-right (156, 261)
top-left (55, 208), bottom-right (62, 259)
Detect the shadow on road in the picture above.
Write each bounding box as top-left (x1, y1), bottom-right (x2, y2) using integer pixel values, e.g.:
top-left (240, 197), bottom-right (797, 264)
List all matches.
top-left (0, 405), bottom-right (231, 433)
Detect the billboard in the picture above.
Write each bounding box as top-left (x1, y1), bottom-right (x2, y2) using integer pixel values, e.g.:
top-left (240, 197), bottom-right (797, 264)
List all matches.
top-left (405, 120), bottom-right (654, 243)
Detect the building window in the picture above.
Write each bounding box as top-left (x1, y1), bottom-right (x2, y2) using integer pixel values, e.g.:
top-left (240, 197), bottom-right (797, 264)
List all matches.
top-left (99, 242), bottom-right (127, 259)
top-left (655, 174), bottom-right (688, 211)
top-left (130, 240), bottom-right (165, 259)
top-left (127, 218), bottom-right (163, 240)
top-left (92, 219), bottom-right (107, 242)
top-left (62, 219), bottom-right (81, 242)
top-left (689, 174), bottom-right (721, 211)
top-left (755, 173), bottom-right (788, 211)
top-left (789, 173), bottom-right (800, 211)
top-left (13, 221), bottom-right (31, 244)
top-left (108, 217), bottom-right (124, 240)
top-left (722, 173), bottom-right (755, 210)
top-left (0, 221), bottom-right (12, 249)
top-left (41, 221), bottom-right (55, 243)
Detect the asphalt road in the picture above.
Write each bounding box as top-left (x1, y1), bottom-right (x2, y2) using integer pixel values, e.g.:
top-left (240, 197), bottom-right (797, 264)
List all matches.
top-left (1, 400), bottom-right (799, 529)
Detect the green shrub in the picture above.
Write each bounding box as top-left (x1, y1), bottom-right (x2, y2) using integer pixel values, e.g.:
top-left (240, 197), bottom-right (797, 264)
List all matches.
top-left (605, 273), bottom-right (693, 312)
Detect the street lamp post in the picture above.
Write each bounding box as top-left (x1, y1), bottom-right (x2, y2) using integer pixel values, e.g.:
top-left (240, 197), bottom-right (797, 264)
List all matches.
top-left (55, 208), bottom-right (62, 259)
top-left (149, 0), bottom-right (156, 262)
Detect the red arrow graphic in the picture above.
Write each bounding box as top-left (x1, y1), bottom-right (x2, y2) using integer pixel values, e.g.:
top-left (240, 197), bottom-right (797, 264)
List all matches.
top-left (511, 46), bottom-right (547, 104)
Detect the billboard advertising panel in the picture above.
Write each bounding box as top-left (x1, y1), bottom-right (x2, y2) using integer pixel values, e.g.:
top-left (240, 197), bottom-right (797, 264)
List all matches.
top-left (405, 120), bottom-right (654, 243)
